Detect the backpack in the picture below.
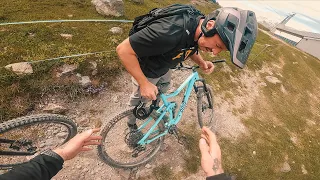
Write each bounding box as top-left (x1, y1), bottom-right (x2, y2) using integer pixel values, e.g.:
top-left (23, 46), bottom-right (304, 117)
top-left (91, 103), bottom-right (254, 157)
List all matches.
top-left (129, 4), bottom-right (204, 36)
top-left (129, 4), bottom-right (204, 78)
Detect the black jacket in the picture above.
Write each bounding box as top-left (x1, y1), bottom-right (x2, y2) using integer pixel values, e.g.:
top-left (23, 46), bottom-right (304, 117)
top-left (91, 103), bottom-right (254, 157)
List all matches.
top-left (0, 154), bottom-right (63, 180)
top-left (0, 154), bottom-right (231, 180)
top-left (207, 173), bottom-right (232, 180)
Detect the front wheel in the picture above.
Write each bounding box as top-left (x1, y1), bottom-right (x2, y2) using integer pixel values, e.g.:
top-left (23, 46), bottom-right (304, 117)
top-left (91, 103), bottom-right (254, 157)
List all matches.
top-left (0, 114), bottom-right (77, 169)
top-left (197, 85), bottom-right (214, 128)
top-left (97, 109), bottom-right (165, 169)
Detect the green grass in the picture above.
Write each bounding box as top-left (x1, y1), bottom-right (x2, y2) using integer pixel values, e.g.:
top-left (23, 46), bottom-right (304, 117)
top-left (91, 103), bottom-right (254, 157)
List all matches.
top-left (0, 0), bottom-right (220, 121)
top-left (258, 23), bottom-right (270, 31)
top-left (202, 28), bottom-right (320, 179)
top-left (181, 124), bottom-right (202, 174)
top-left (152, 164), bottom-right (175, 180)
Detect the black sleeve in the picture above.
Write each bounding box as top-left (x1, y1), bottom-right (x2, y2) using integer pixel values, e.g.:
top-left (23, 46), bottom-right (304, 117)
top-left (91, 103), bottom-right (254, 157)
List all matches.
top-left (129, 17), bottom-right (184, 58)
top-left (206, 173), bottom-right (232, 180)
top-left (0, 154), bottom-right (63, 180)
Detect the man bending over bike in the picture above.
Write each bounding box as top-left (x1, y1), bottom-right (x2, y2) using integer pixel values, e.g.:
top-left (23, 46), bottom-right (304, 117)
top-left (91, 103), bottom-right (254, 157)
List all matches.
top-left (116, 5), bottom-right (257, 131)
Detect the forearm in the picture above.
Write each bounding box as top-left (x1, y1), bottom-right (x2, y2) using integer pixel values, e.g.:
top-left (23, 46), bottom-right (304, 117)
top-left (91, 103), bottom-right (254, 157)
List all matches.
top-left (0, 154), bottom-right (63, 180)
top-left (205, 160), bottom-right (228, 180)
top-left (116, 39), bottom-right (149, 86)
top-left (120, 55), bottom-right (149, 85)
top-left (190, 53), bottom-right (206, 65)
top-left (204, 157), bottom-right (224, 177)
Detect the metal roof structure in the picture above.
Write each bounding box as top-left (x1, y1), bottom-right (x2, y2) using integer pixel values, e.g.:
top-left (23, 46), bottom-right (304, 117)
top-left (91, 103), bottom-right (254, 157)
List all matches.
top-left (276, 24), bottom-right (320, 40)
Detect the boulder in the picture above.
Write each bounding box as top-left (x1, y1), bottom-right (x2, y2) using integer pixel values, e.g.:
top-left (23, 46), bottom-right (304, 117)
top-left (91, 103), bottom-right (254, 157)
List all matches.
top-left (109, 27), bottom-right (123, 34)
top-left (5, 62), bottom-right (33, 75)
top-left (56, 64), bottom-right (78, 77)
top-left (57, 132), bottom-right (68, 138)
top-left (91, 0), bottom-right (124, 17)
top-left (89, 61), bottom-right (98, 69)
top-left (79, 76), bottom-right (92, 87)
top-left (43, 103), bottom-right (68, 114)
top-left (60, 33), bottom-right (73, 40)
top-left (88, 61), bottom-right (98, 76)
top-left (280, 162), bottom-right (291, 173)
top-left (265, 76), bottom-right (281, 84)
top-left (301, 164), bottom-right (308, 174)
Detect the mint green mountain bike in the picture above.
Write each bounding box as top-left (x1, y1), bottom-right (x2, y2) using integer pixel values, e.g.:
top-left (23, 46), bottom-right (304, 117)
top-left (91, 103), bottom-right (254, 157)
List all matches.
top-left (98, 60), bottom-right (225, 169)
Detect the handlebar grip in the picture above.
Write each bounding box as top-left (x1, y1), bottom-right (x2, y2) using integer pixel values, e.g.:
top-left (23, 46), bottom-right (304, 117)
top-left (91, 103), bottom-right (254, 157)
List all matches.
top-left (211, 59), bottom-right (226, 64)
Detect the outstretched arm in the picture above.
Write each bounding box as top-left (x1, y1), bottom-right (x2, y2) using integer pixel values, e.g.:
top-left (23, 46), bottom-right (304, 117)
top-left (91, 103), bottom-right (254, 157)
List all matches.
top-left (199, 127), bottom-right (232, 180)
top-left (1, 129), bottom-right (101, 180)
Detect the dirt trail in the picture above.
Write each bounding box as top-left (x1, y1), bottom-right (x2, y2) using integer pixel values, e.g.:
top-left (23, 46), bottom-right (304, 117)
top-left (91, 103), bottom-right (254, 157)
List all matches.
top-left (50, 69), bottom-right (205, 179)
top-left (0, 61), bottom-right (272, 179)
top-left (48, 64), bottom-right (268, 179)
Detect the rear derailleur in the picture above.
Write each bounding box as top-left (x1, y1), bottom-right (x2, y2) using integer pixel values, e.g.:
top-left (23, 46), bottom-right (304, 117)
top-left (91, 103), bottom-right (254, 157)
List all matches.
top-left (132, 145), bottom-right (146, 158)
top-left (168, 125), bottom-right (187, 146)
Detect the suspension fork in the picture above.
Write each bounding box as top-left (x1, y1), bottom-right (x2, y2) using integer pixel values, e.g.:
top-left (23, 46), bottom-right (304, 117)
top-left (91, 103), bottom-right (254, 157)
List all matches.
top-left (193, 78), bottom-right (208, 92)
top-left (193, 79), bottom-right (213, 108)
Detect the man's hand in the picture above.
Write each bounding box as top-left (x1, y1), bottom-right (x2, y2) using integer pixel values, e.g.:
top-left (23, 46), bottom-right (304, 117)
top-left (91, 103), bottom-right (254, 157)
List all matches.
top-left (140, 81), bottom-right (158, 100)
top-left (199, 61), bottom-right (214, 74)
top-left (199, 126), bottom-right (224, 177)
top-left (53, 128), bottom-right (102, 161)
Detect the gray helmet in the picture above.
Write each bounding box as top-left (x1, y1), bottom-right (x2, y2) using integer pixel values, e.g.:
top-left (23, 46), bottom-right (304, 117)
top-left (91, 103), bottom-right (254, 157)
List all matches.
top-left (201, 7), bottom-right (258, 68)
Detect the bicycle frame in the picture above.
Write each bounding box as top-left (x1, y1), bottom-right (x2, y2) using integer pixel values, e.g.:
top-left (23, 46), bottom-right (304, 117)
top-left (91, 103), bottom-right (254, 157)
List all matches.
top-left (138, 70), bottom-right (205, 145)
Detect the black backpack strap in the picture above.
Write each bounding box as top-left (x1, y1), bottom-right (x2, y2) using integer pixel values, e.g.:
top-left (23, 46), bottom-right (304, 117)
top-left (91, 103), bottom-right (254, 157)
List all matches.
top-left (176, 8), bottom-right (203, 59)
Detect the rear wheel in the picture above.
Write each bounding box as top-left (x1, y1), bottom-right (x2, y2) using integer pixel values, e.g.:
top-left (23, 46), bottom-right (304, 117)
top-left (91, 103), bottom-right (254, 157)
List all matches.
top-left (0, 114), bottom-right (77, 169)
top-left (97, 109), bottom-right (165, 169)
top-left (197, 85), bottom-right (214, 128)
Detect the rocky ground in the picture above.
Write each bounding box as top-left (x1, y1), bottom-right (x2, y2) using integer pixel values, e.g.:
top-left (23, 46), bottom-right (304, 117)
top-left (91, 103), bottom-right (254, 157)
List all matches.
top-left (48, 63), bottom-right (272, 179)
top-left (1, 62), bottom-right (281, 179)
top-left (50, 69), bottom-right (211, 180)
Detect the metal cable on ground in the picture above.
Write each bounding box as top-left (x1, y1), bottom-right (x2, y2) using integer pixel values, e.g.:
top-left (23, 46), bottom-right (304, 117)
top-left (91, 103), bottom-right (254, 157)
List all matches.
top-left (0, 19), bottom-right (133, 26)
top-left (27, 50), bottom-right (115, 64)
top-left (0, 50), bottom-right (115, 72)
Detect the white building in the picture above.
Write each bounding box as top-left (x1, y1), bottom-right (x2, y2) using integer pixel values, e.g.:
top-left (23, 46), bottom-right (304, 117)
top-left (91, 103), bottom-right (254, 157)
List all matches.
top-left (273, 24), bottom-right (320, 59)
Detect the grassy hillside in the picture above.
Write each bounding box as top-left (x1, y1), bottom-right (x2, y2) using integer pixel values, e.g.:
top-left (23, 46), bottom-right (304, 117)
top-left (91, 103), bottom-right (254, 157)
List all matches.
top-left (0, 0), bottom-right (219, 121)
top-left (204, 31), bottom-right (320, 179)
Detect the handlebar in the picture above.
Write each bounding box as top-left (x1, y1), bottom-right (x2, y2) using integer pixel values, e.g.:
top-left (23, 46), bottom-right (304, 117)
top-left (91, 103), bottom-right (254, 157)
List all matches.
top-left (173, 59), bottom-right (226, 70)
top-left (140, 59), bottom-right (226, 118)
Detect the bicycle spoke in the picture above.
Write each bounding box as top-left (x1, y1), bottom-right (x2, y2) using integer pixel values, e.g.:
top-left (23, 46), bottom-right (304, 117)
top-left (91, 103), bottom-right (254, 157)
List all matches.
top-left (0, 120), bottom-right (73, 167)
top-left (98, 109), bottom-right (164, 168)
top-left (197, 86), bottom-right (214, 128)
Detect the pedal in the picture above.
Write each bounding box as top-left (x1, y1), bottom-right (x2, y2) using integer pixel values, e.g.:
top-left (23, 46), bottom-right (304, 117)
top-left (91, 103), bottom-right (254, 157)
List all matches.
top-left (10, 141), bottom-right (22, 151)
top-left (27, 146), bottom-right (37, 152)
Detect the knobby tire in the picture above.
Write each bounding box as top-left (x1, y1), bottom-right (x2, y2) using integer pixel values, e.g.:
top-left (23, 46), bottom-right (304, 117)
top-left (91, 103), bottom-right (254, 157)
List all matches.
top-left (196, 86), bottom-right (214, 128)
top-left (97, 109), bottom-right (164, 169)
top-left (0, 114), bottom-right (77, 169)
